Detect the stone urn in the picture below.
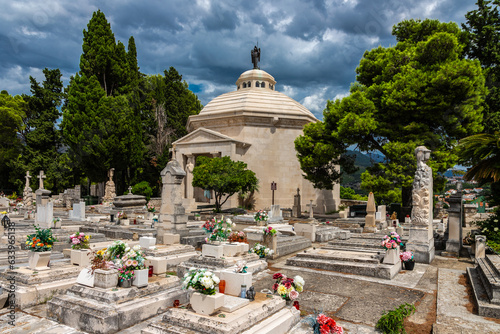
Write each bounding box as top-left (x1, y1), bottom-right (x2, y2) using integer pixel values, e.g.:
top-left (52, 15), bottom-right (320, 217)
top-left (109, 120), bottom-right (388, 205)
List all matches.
top-left (132, 268), bottom-right (149, 288)
top-left (190, 292), bottom-right (225, 315)
top-left (70, 249), bottom-right (92, 267)
top-left (28, 251), bottom-right (51, 271)
top-left (94, 269), bottom-right (119, 289)
top-left (383, 246), bottom-right (400, 265)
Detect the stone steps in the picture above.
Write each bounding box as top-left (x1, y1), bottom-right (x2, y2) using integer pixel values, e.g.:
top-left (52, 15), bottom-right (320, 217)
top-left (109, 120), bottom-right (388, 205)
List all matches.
top-left (294, 249), bottom-right (382, 264)
top-left (275, 236), bottom-right (311, 257)
top-left (467, 266), bottom-right (500, 319)
top-left (286, 255), bottom-right (400, 280)
top-left (475, 255), bottom-right (500, 305)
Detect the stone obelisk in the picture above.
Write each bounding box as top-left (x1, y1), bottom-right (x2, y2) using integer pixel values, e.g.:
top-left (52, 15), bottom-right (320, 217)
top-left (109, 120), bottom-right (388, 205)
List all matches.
top-left (363, 192), bottom-right (377, 233)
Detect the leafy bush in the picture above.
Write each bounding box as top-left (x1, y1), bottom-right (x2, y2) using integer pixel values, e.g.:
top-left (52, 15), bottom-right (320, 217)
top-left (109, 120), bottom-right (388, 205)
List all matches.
top-left (340, 186), bottom-right (368, 201)
top-left (376, 303), bottom-right (415, 334)
top-left (131, 181), bottom-right (153, 201)
top-left (475, 212), bottom-right (500, 252)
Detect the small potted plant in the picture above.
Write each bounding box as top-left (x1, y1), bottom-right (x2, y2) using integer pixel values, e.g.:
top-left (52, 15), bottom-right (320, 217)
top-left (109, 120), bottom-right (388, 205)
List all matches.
top-left (400, 251), bottom-right (415, 270)
top-left (25, 225), bottom-right (57, 270)
top-left (117, 266), bottom-right (134, 288)
top-left (202, 218), bottom-right (216, 233)
top-left (271, 273), bottom-right (304, 306)
top-left (249, 243), bottom-right (274, 258)
top-left (69, 232), bottom-right (92, 267)
top-left (228, 231), bottom-right (247, 244)
top-left (182, 268), bottom-right (223, 315)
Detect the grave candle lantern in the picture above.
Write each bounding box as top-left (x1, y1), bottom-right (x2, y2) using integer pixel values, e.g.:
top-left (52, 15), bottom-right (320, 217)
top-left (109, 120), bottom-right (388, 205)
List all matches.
top-left (219, 280), bottom-right (226, 294)
top-left (293, 301), bottom-right (299, 310)
top-left (148, 266), bottom-right (154, 277)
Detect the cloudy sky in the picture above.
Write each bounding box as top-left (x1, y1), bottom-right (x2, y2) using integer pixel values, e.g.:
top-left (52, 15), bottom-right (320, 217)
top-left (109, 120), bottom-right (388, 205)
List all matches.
top-left (0, 0), bottom-right (476, 119)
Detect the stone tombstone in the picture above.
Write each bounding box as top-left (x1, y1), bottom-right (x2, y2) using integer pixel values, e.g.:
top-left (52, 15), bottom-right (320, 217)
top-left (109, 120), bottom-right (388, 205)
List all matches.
top-left (363, 192), bottom-right (377, 233)
top-left (35, 188), bottom-right (51, 208)
top-left (37, 170), bottom-right (46, 189)
top-left (475, 235), bottom-right (486, 260)
top-left (407, 146), bottom-right (435, 264)
top-left (23, 171), bottom-right (34, 209)
top-left (103, 168), bottom-right (116, 203)
top-left (159, 159), bottom-right (188, 236)
top-left (268, 204), bottom-right (283, 223)
top-left (378, 205), bottom-right (386, 221)
top-left (292, 188), bottom-right (301, 217)
top-left (36, 202), bottom-right (53, 228)
top-left (307, 200), bottom-right (315, 219)
top-left (72, 201), bottom-right (86, 221)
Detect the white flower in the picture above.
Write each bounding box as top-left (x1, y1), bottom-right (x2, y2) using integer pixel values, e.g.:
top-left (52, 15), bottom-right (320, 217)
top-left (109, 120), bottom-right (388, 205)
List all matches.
top-left (125, 247), bottom-right (130, 252)
top-left (294, 275), bottom-right (305, 287)
top-left (204, 271), bottom-right (213, 277)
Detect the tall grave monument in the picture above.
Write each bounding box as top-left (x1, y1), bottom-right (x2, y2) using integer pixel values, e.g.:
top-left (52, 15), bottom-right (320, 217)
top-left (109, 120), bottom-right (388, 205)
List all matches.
top-left (102, 168), bottom-right (116, 204)
top-left (23, 171), bottom-right (33, 209)
top-left (407, 146), bottom-right (435, 263)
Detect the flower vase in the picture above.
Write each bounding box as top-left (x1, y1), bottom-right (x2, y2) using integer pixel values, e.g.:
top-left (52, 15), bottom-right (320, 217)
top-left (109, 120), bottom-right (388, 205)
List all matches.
top-left (94, 269), bottom-right (119, 289)
top-left (189, 292), bottom-right (224, 315)
top-left (404, 261), bottom-right (415, 270)
top-left (119, 279), bottom-right (132, 288)
top-left (28, 251), bottom-right (51, 271)
top-left (383, 247), bottom-right (400, 265)
top-left (132, 268), bottom-right (149, 288)
top-left (285, 299), bottom-right (293, 307)
top-left (70, 249), bottom-right (91, 267)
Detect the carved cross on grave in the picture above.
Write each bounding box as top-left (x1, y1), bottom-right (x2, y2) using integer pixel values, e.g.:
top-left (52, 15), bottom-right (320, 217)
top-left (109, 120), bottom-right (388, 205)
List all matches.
top-left (25, 171), bottom-right (31, 189)
top-left (37, 170), bottom-right (46, 189)
top-left (128, 186), bottom-right (133, 194)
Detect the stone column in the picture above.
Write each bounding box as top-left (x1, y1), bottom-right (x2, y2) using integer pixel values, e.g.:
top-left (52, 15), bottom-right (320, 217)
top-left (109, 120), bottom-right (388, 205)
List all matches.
top-left (444, 191), bottom-right (463, 257)
top-left (407, 146), bottom-right (435, 264)
top-left (292, 188), bottom-right (301, 217)
top-left (160, 159), bottom-right (188, 236)
top-left (363, 192), bottom-right (377, 233)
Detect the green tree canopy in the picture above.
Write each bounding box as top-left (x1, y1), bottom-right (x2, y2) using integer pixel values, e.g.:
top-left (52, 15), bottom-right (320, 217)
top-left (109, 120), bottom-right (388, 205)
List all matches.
top-left (295, 19), bottom-right (486, 206)
top-left (0, 91), bottom-right (26, 190)
top-left (463, 0), bottom-right (500, 133)
top-left (192, 156), bottom-right (258, 212)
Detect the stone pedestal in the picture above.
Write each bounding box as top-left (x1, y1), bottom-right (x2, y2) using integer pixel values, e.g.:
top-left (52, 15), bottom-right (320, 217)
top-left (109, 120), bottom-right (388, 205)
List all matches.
top-left (35, 202), bottom-right (53, 229)
top-left (383, 247), bottom-right (400, 264)
top-left (294, 223), bottom-right (316, 242)
top-left (145, 257), bottom-right (167, 274)
top-left (202, 244), bottom-right (224, 258)
top-left (407, 227), bottom-right (435, 264)
top-left (140, 236), bottom-right (156, 249)
top-left (445, 192), bottom-right (463, 257)
top-left (70, 249), bottom-right (91, 267)
top-left (190, 292), bottom-right (225, 316)
top-left (28, 251), bottom-right (51, 271)
top-left (94, 269), bottom-right (118, 289)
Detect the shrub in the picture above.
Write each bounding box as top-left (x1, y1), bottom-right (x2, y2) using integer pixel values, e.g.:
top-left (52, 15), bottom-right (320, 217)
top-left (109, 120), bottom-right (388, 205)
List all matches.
top-left (376, 303), bottom-right (415, 334)
top-left (131, 181), bottom-right (153, 201)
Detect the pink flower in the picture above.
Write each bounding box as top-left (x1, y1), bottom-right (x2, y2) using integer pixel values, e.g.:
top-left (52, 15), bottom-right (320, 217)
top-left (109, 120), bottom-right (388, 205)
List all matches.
top-left (317, 314), bottom-right (329, 325)
top-left (72, 239), bottom-right (80, 244)
top-left (79, 232), bottom-right (85, 236)
top-left (289, 290), bottom-right (299, 300)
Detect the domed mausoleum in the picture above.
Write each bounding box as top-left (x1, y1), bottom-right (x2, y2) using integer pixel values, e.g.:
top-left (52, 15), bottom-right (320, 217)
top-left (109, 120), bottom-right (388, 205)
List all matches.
top-left (172, 56), bottom-right (339, 213)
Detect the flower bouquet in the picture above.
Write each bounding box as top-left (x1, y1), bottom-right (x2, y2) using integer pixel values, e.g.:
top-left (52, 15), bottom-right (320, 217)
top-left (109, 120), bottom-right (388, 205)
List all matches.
top-left (26, 225), bottom-right (57, 252)
top-left (304, 312), bottom-right (344, 334)
top-left (147, 202), bottom-right (155, 213)
top-left (69, 232), bottom-right (91, 250)
top-left (90, 248), bottom-right (114, 274)
top-left (271, 273), bottom-right (304, 301)
top-left (400, 250), bottom-right (415, 270)
top-left (117, 212), bottom-right (127, 220)
top-left (234, 260), bottom-right (248, 273)
top-left (118, 266), bottom-right (135, 285)
top-left (254, 210), bottom-right (268, 222)
top-left (263, 226), bottom-right (277, 236)
top-left (381, 232), bottom-right (403, 250)
top-left (206, 217), bottom-right (234, 242)
top-left (182, 268), bottom-right (220, 295)
top-left (228, 231), bottom-right (247, 243)
top-left (107, 240), bottom-right (128, 260)
top-left (114, 244), bottom-right (147, 270)
top-left (202, 218), bottom-right (216, 233)
top-left (249, 243), bottom-right (274, 258)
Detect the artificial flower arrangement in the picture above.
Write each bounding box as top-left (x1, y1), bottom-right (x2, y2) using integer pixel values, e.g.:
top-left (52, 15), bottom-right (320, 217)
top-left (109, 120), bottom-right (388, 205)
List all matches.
top-left (381, 232), bottom-right (404, 250)
top-left (69, 232), bottom-right (91, 249)
top-left (234, 261), bottom-right (248, 273)
top-left (106, 240), bottom-right (128, 260)
top-left (272, 272), bottom-right (304, 301)
top-left (53, 217), bottom-right (61, 225)
top-left (263, 226), bottom-right (277, 236)
top-left (206, 217), bottom-right (235, 242)
top-left (117, 211), bottom-right (127, 220)
top-left (254, 210), bottom-right (269, 222)
top-left (25, 225), bottom-right (57, 252)
top-left (249, 243), bottom-right (274, 258)
top-left (400, 251), bottom-right (414, 263)
top-left (117, 267), bottom-right (135, 282)
top-left (90, 248), bottom-right (114, 274)
top-left (202, 218), bottom-right (216, 233)
top-left (304, 312), bottom-right (344, 334)
top-left (146, 202), bottom-right (155, 212)
top-left (113, 244), bottom-right (147, 271)
top-left (182, 268), bottom-right (220, 295)
top-left (228, 231), bottom-right (247, 243)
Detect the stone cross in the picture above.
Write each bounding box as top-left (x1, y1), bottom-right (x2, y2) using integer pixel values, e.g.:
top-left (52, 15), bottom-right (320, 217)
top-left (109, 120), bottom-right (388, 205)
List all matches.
top-left (25, 171), bottom-right (31, 189)
top-left (128, 186), bottom-right (133, 194)
top-left (37, 170), bottom-right (46, 189)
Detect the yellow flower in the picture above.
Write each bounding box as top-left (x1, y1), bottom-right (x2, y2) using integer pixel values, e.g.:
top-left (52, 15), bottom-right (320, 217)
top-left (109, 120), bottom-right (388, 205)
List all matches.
top-left (85, 235), bottom-right (90, 241)
top-left (277, 285), bottom-right (287, 295)
top-left (48, 245), bottom-right (52, 248)
top-left (296, 285), bottom-right (303, 293)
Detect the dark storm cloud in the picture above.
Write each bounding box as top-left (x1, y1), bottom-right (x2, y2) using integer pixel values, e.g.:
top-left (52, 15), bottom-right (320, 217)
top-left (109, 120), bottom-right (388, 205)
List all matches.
top-left (0, 0), bottom-right (478, 118)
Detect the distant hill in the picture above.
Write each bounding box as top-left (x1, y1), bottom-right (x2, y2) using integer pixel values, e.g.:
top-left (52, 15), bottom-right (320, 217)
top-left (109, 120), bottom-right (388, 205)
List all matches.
top-left (341, 150), bottom-right (385, 188)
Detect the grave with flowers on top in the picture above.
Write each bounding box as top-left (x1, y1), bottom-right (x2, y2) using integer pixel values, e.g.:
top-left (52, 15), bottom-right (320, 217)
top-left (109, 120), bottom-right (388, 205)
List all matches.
top-left (47, 240), bottom-right (189, 334)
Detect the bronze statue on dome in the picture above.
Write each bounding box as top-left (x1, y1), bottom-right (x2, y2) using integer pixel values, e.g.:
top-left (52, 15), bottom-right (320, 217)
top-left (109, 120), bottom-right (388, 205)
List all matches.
top-left (251, 46), bottom-right (260, 69)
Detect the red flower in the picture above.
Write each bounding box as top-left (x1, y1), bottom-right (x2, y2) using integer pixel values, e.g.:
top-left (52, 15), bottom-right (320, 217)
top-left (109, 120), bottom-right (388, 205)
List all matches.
top-left (320, 324), bottom-right (331, 334)
top-left (273, 273), bottom-right (283, 280)
top-left (272, 283), bottom-right (279, 291)
top-left (284, 281), bottom-right (292, 289)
